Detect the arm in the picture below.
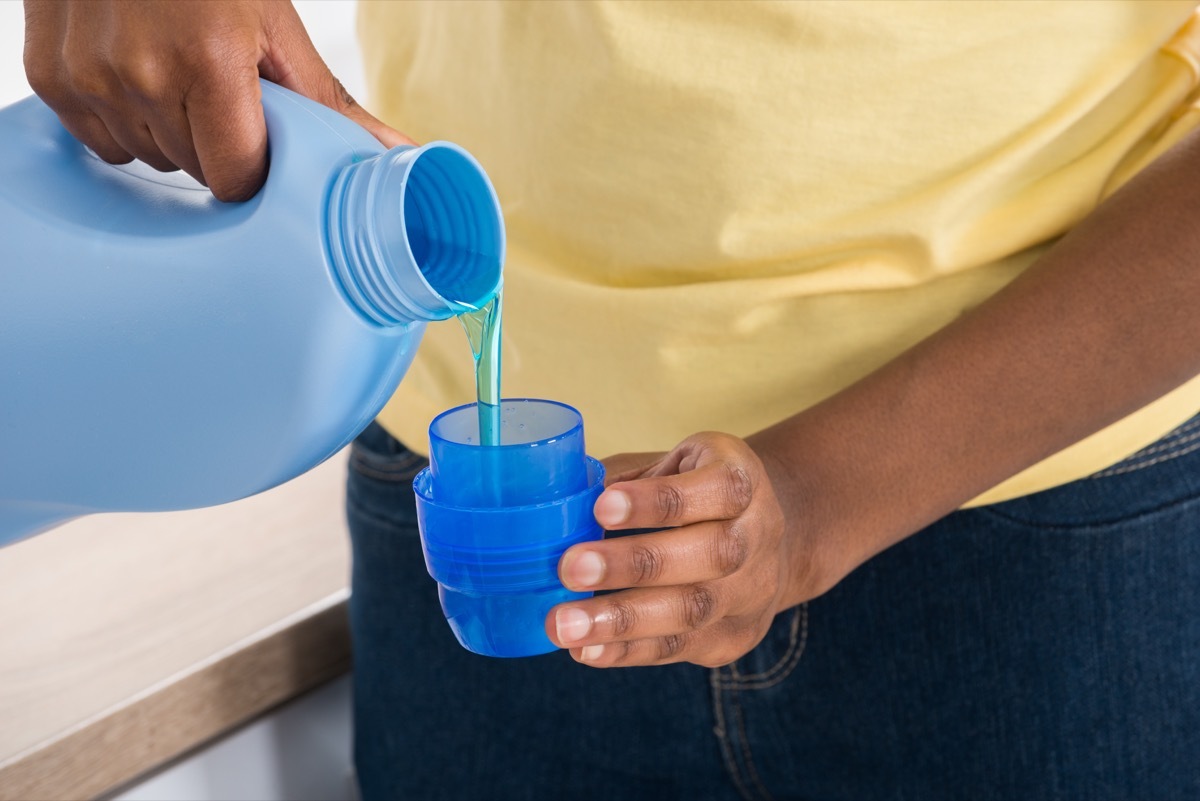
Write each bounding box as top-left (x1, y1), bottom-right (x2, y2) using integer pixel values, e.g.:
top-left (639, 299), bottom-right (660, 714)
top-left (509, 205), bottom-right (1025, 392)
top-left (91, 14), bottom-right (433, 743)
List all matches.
top-left (546, 121), bottom-right (1200, 668)
top-left (22, 0), bottom-right (411, 201)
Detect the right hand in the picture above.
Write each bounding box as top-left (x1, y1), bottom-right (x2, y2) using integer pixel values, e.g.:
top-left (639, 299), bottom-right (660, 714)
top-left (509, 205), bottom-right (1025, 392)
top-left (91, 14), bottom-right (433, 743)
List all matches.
top-left (22, 0), bottom-right (413, 201)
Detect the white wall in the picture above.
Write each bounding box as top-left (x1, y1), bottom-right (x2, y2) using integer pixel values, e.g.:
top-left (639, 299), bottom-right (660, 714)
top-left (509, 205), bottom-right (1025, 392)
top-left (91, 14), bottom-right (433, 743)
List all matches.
top-left (0, 1), bottom-right (366, 116)
top-left (0, 1), bottom-right (29, 107)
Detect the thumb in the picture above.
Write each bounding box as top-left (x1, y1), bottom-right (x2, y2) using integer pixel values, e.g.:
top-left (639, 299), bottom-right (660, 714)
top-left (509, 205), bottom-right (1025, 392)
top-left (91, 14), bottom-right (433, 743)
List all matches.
top-left (264, 8), bottom-right (416, 148)
top-left (601, 452), bottom-right (668, 486)
top-left (325, 76), bottom-right (416, 149)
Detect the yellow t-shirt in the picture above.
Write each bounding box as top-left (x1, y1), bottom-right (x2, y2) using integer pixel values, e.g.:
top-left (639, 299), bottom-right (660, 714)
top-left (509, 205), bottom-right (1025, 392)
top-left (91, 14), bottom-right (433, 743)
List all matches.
top-left (358, 0), bottom-right (1200, 505)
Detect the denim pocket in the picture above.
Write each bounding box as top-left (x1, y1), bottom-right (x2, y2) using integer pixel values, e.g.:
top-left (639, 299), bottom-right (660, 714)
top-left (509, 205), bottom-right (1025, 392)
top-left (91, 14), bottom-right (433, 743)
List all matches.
top-left (1090, 414), bottom-right (1200, 479)
top-left (717, 604), bottom-right (809, 692)
top-left (349, 422), bottom-right (429, 483)
top-left (346, 422), bottom-right (427, 530)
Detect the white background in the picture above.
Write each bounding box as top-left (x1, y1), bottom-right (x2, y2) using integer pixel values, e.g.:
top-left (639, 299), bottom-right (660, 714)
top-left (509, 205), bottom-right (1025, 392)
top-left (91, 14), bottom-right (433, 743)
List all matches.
top-left (1, 0), bottom-right (32, 106)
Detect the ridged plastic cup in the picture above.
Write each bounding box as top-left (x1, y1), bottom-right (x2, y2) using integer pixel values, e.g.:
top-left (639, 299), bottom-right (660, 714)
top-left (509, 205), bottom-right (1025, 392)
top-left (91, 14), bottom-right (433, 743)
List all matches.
top-left (414, 399), bottom-right (604, 657)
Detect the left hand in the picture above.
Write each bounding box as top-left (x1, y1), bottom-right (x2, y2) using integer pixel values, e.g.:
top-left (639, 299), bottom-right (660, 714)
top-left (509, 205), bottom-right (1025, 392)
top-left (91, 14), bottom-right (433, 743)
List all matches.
top-left (545, 431), bottom-right (800, 668)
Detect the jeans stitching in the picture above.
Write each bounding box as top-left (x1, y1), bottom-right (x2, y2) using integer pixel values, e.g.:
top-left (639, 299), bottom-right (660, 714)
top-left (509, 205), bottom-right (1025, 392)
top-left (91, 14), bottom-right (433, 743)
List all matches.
top-left (1091, 434), bottom-right (1200, 478)
top-left (1166, 416), bottom-right (1200, 437)
top-left (727, 606), bottom-right (802, 682)
top-left (723, 609), bottom-right (786, 685)
top-left (719, 605), bottom-right (808, 690)
top-left (1089, 417), bottom-right (1200, 478)
top-left (1147, 416), bottom-right (1200, 441)
top-left (1100, 423), bottom-right (1200, 464)
top-left (732, 688), bottom-right (774, 801)
top-left (974, 490), bottom-right (1200, 531)
top-left (710, 668), bottom-right (758, 801)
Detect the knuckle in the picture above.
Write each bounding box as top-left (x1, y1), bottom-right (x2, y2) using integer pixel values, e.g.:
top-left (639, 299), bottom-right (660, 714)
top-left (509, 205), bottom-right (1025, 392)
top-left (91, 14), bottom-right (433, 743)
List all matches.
top-left (612, 638), bottom-right (637, 664)
top-left (721, 461), bottom-right (754, 512)
top-left (629, 542), bottom-right (666, 585)
top-left (112, 52), bottom-right (169, 98)
top-left (711, 522), bottom-right (749, 577)
top-left (698, 645), bottom-right (742, 669)
top-left (697, 619), bottom-right (768, 668)
top-left (182, 37), bottom-right (257, 91)
top-left (185, 34), bottom-right (238, 71)
top-left (606, 599), bottom-right (638, 639)
top-left (656, 483), bottom-right (686, 522)
top-left (329, 75), bottom-right (358, 111)
top-left (709, 431), bottom-right (740, 449)
top-left (58, 41), bottom-right (109, 100)
top-left (680, 583), bottom-right (718, 630)
top-left (657, 633), bottom-right (688, 661)
top-left (63, 62), bottom-right (112, 103)
top-left (23, 57), bottom-right (62, 101)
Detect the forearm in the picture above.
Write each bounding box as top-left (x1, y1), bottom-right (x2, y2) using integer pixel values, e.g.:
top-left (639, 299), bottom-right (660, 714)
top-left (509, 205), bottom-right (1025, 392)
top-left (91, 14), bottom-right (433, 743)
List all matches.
top-left (751, 124), bottom-right (1200, 607)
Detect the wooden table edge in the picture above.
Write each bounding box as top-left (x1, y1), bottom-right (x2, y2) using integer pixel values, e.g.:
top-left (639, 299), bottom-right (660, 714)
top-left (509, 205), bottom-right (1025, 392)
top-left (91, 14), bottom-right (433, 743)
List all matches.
top-left (0, 590), bottom-right (352, 801)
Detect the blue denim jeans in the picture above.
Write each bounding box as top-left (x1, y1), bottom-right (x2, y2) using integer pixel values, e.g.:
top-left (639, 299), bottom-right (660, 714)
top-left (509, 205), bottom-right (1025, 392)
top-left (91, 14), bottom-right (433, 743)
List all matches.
top-left (346, 417), bottom-right (1200, 801)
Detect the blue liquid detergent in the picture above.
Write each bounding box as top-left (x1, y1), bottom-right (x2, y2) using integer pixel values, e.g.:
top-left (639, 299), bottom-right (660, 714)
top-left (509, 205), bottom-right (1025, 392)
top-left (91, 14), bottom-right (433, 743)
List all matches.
top-left (457, 293), bottom-right (504, 446)
top-left (0, 81), bottom-right (504, 545)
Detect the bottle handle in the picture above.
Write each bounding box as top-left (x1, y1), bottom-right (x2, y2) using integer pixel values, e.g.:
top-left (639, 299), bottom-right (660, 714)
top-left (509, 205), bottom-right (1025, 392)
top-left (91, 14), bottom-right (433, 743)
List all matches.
top-left (80, 145), bottom-right (212, 193)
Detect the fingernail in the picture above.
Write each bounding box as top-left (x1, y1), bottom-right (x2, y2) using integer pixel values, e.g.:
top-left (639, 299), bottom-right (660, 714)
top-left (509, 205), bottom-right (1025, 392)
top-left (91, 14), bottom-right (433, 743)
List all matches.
top-left (555, 607), bottom-right (592, 644)
top-left (594, 490), bottom-right (631, 526)
top-left (564, 550), bottom-right (604, 588)
top-left (580, 644), bottom-right (605, 663)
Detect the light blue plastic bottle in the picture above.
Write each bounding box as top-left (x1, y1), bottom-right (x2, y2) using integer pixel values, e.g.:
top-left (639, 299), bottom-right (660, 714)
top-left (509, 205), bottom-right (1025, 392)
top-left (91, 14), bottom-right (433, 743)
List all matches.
top-left (0, 81), bottom-right (504, 546)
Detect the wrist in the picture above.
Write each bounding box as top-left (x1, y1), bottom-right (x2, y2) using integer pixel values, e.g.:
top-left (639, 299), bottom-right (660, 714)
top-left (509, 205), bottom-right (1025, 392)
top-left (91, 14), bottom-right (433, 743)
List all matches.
top-left (748, 428), bottom-right (885, 611)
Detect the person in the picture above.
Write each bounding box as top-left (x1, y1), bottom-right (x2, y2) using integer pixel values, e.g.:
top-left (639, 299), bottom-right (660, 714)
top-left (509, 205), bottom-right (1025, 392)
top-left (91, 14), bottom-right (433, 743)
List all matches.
top-left (24, 0), bottom-right (1200, 798)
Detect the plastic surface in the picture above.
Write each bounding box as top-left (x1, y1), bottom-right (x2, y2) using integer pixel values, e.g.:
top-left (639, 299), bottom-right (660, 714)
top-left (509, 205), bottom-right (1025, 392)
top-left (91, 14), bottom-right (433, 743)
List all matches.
top-left (428, 399), bottom-right (588, 506)
top-left (0, 81), bottom-right (504, 546)
top-left (414, 400), bottom-right (605, 657)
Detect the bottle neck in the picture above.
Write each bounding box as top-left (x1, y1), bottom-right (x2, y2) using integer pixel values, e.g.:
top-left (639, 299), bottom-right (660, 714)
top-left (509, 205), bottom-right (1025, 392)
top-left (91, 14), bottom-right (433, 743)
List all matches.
top-left (327, 143), bottom-right (504, 326)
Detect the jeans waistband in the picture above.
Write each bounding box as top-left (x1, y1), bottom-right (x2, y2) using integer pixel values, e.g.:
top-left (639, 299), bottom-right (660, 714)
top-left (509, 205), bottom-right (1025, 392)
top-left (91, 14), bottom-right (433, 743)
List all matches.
top-left (1091, 412), bottom-right (1200, 479)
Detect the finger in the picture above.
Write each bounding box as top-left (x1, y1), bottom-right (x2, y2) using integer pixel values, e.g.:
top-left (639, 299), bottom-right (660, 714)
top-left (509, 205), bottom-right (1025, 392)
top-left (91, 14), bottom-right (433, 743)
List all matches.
top-left (22, 0), bottom-right (69, 102)
top-left (185, 70), bottom-right (267, 201)
top-left (569, 623), bottom-right (756, 669)
top-left (600, 451), bottom-right (665, 486)
top-left (566, 631), bottom-right (708, 669)
top-left (264, 7), bottom-right (415, 147)
top-left (289, 67), bottom-right (413, 147)
top-left (56, 109), bottom-right (134, 164)
top-left (594, 460), bottom-right (755, 530)
top-left (145, 106), bottom-right (205, 184)
top-left (114, 65), bottom-right (206, 181)
top-left (339, 86), bottom-right (415, 148)
top-left (559, 522), bottom-right (747, 591)
top-left (548, 583), bottom-right (723, 651)
top-left (91, 107), bottom-right (178, 172)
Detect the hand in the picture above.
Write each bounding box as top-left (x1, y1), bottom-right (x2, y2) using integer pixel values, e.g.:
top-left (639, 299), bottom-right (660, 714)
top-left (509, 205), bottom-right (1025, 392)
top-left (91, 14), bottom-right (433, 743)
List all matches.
top-left (23, 0), bottom-right (413, 201)
top-left (546, 432), bottom-right (806, 668)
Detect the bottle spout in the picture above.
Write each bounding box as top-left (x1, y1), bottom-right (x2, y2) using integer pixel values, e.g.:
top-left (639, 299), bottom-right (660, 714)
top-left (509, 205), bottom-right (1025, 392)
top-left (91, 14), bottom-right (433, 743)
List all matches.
top-left (328, 142), bottom-right (505, 325)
